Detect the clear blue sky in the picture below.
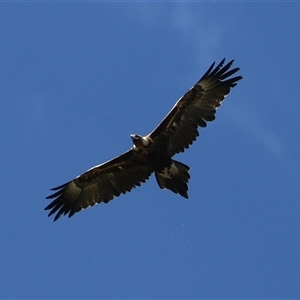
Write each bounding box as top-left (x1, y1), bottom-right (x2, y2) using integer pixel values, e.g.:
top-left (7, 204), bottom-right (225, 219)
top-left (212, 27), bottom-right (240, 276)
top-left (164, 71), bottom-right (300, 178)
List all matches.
top-left (1, 2), bottom-right (299, 299)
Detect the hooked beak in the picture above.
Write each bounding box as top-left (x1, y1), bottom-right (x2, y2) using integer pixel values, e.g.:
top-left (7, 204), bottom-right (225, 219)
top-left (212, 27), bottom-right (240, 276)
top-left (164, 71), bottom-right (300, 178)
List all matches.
top-left (130, 134), bottom-right (138, 141)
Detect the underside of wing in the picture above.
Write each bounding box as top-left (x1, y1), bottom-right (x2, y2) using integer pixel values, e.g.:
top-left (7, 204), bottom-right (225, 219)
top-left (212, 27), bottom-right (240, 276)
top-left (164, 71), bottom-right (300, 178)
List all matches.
top-left (45, 149), bottom-right (153, 221)
top-left (150, 59), bottom-right (242, 156)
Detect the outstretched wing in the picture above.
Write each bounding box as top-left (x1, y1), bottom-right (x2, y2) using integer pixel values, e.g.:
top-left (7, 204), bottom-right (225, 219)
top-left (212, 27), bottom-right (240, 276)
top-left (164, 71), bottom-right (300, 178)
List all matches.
top-left (150, 59), bottom-right (242, 156)
top-left (45, 149), bottom-right (153, 221)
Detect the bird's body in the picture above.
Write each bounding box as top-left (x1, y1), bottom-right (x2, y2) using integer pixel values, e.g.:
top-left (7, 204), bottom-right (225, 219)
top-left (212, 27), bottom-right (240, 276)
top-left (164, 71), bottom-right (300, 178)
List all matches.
top-left (131, 134), bottom-right (190, 198)
top-left (46, 58), bottom-right (242, 221)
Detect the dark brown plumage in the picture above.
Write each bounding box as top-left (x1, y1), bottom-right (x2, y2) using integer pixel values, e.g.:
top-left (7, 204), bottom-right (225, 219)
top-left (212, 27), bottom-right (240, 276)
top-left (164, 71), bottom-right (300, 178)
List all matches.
top-left (46, 58), bottom-right (242, 221)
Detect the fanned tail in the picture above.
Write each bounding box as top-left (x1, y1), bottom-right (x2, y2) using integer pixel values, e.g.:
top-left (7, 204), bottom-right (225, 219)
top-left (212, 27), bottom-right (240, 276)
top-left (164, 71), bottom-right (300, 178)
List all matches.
top-left (155, 160), bottom-right (190, 198)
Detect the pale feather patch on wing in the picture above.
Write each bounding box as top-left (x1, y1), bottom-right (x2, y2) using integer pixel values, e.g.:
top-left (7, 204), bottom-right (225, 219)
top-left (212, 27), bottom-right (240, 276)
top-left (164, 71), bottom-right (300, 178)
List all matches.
top-left (72, 182), bottom-right (100, 209)
top-left (172, 121), bottom-right (179, 129)
top-left (149, 59), bottom-right (242, 157)
top-left (141, 137), bottom-right (149, 146)
top-left (63, 181), bottom-right (82, 200)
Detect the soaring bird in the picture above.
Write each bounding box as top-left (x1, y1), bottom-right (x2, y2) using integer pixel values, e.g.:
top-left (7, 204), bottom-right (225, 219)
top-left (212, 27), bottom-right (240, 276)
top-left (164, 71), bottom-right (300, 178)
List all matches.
top-left (46, 58), bottom-right (242, 221)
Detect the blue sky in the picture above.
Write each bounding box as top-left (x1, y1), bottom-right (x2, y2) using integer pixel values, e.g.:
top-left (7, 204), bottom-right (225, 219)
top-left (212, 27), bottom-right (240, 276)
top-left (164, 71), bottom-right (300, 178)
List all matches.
top-left (1, 2), bottom-right (300, 299)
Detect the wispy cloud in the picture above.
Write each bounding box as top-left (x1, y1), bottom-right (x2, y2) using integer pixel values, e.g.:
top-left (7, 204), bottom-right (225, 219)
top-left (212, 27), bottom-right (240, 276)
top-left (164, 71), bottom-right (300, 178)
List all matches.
top-left (170, 3), bottom-right (223, 64)
top-left (228, 104), bottom-right (283, 159)
top-left (133, 3), bottom-right (223, 64)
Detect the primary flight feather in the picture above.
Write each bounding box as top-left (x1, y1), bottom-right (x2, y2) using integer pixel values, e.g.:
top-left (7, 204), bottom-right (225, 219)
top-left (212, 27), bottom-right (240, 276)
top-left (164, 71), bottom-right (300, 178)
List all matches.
top-left (46, 58), bottom-right (242, 221)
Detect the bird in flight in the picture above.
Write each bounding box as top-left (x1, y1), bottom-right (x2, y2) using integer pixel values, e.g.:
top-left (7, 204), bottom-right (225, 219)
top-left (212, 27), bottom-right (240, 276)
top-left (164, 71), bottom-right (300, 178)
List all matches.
top-left (46, 58), bottom-right (242, 221)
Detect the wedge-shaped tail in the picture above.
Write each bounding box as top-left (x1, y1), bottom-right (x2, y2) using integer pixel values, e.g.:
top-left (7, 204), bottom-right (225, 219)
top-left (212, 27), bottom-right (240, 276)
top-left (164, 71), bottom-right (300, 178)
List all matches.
top-left (155, 160), bottom-right (190, 198)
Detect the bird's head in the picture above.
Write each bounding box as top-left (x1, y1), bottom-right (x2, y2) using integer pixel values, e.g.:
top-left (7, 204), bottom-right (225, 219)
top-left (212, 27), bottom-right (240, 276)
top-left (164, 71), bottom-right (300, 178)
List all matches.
top-left (130, 134), bottom-right (149, 148)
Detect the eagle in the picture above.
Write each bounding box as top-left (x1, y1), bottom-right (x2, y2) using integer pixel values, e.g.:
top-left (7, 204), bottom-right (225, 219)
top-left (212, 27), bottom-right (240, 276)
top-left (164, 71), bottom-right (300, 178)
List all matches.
top-left (45, 58), bottom-right (242, 221)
